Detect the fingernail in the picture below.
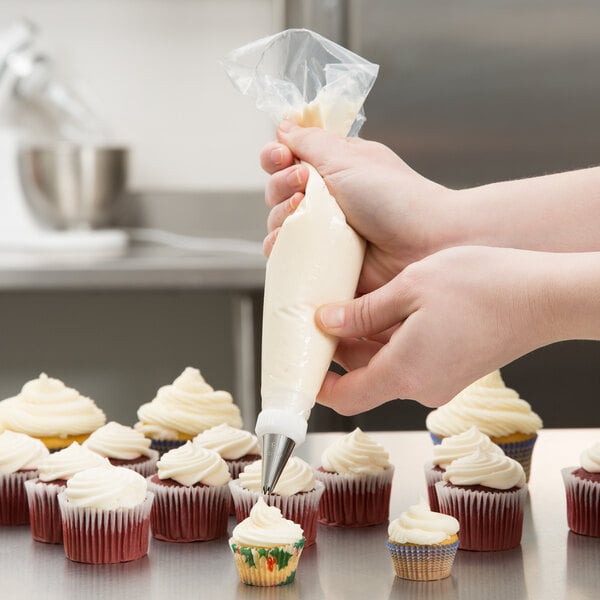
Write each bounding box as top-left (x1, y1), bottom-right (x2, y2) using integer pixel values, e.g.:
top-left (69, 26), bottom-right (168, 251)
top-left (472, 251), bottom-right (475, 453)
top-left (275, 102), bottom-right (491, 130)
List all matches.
top-left (290, 193), bottom-right (303, 210)
top-left (320, 306), bottom-right (345, 329)
top-left (279, 120), bottom-right (297, 133)
top-left (270, 147), bottom-right (284, 166)
top-left (286, 167), bottom-right (302, 187)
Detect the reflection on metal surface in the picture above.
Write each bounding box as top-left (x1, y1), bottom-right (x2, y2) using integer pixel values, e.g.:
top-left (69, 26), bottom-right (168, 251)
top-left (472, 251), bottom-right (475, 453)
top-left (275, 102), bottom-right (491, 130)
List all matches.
top-left (566, 530), bottom-right (600, 599)
top-left (391, 575), bottom-right (458, 600)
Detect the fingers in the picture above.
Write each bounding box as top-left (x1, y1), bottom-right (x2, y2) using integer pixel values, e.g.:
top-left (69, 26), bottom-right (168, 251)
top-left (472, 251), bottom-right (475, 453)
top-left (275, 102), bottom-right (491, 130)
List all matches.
top-left (332, 338), bottom-right (383, 372)
top-left (266, 192), bottom-right (304, 233)
top-left (265, 164), bottom-right (309, 209)
top-left (262, 227), bottom-right (280, 257)
top-left (259, 142), bottom-right (295, 174)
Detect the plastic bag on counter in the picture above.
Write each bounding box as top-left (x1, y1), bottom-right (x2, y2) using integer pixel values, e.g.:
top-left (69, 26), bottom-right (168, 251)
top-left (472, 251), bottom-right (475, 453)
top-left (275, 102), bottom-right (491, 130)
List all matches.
top-left (223, 28), bottom-right (379, 137)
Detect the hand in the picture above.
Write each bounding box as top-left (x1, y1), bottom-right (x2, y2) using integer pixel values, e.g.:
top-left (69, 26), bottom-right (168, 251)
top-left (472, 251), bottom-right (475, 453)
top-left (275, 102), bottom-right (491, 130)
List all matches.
top-left (260, 122), bottom-right (454, 294)
top-left (313, 246), bottom-right (561, 412)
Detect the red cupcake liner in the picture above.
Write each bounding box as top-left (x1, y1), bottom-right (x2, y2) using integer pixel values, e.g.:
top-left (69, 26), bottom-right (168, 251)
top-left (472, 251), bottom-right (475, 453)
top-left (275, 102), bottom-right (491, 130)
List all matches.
top-left (24, 479), bottom-right (65, 543)
top-left (146, 478), bottom-right (230, 542)
top-left (562, 467), bottom-right (600, 537)
top-left (58, 492), bottom-right (154, 564)
top-left (0, 470), bottom-right (38, 525)
top-left (228, 479), bottom-right (324, 547)
top-left (424, 462), bottom-right (444, 513)
top-left (435, 481), bottom-right (527, 551)
top-left (315, 466), bottom-right (394, 527)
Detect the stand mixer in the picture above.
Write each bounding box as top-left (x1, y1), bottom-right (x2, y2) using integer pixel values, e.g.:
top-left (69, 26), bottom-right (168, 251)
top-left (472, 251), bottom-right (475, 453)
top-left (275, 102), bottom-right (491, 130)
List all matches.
top-left (0, 20), bottom-right (128, 255)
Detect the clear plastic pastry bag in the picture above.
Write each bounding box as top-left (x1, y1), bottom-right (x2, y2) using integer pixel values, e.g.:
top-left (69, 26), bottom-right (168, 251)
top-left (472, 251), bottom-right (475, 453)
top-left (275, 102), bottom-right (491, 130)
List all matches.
top-left (222, 28), bottom-right (379, 137)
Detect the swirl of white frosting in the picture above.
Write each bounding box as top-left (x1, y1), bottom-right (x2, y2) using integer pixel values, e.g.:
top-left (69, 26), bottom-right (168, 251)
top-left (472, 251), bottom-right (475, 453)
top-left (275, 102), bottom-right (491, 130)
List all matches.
top-left (135, 367), bottom-right (242, 438)
top-left (64, 461), bottom-right (147, 509)
top-left (580, 441), bottom-right (600, 473)
top-left (239, 457), bottom-right (315, 496)
top-left (432, 426), bottom-right (505, 469)
top-left (231, 497), bottom-right (304, 547)
top-left (0, 373), bottom-right (106, 437)
top-left (321, 428), bottom-right (391, 475)
top-left (38, 442), bottom-right (106, 482)
top-left (83, 421), bottom-right (154, 459)
top-left (0, 430), bottom-right (49, 474)
top-left (388, 498), bottom-right (459, 545)
top-left (193, 424), bottom-right (260, 460)
top-left (425, 370), bottom-right (542, 438)
top-left (157, 441), bottom-right (231, 487)
top-left (443, 447), bottom-right (526, 489)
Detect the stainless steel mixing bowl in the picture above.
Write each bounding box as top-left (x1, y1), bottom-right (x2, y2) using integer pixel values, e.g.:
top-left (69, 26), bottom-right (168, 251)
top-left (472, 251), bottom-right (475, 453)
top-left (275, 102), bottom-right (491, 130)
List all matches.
top-left (19, 144), bottom-right (128, 229)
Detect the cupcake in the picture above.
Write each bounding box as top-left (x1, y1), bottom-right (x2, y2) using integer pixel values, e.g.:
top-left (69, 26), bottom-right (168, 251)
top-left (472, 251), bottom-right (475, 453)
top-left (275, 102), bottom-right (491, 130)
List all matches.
top-left (0, 430), bottom-right (49, 525)
top-left (58, 461), bottom-right (153, 563)
top-left (425, 370), bottom-right (542, 480)
top-left (230, 497), bottom-right (305, 586)
top-left (562, 440), bottom-right (600, 537)
top-left (424, 427), bottom-right (505, 512)
top-left (435, 446), bottom-right (527, 551)
top-left (83, 421), bottom-right (159, 477)
top-left (387, 498), bottom-right (459, 581)
top-left (24, 442), bottom-right (105, 543)
top-left (315, 428), bottom-right (394, 527)
top-left (134, 367), bottom-right (243, 454)
top-left (0, 373), bottom-right (106, 451)
top-left (146, 441), bottom-right (231, 542)
top-left (229, 456), bottom-right (324, 546)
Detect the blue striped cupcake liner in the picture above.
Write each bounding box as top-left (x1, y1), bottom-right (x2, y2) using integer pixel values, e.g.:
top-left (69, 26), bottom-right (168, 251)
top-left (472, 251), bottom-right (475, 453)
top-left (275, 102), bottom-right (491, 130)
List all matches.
top-left (386, 539), bottom-right (459, 581)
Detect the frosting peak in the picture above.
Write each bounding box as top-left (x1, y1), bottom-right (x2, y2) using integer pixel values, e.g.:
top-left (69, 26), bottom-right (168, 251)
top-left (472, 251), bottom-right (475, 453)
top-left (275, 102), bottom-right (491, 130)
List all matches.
top-left (239, 457), bottom-right (315, 496)
top-left (83, 421), bottom-right (153, 459)
top-left (580, 441), bottom-right (600, 473)
top-left (38, 442), bottom-right (106, 482)
top-left (0, 430), bottom-right (49, 474)
top-left (321, 428), bottom-right (391, 475)
top-left (432, 426), bottom-right (505, 469)
top-left (193, 424), bottom-right (260, 460)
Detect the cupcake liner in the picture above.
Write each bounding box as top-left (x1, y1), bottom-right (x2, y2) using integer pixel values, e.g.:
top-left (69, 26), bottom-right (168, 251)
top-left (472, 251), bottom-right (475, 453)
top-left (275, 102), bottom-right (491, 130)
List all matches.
top-left (24, 479), bottom-right (65, 543)
top-left (109, 451), bottom-right (159, 477)
top-left (58, 492), bottom-right (154, 564)
top-left (562, 467), bottom-right (600, 537)
top-left (229, 479), bottom-right (325, 547)
top-left (423, 462), bottom-right (444, 513)
top-left (225, 456), bottom-right (261, 516)
top-left (149, 439), bottom-right (186, 456)
top-left (315, 466), bottom-right (394, 527)
top-left (147, 478), bottom-right (230, 542)
top-left (435, 481), bottom-right (527, 551)
top-left (494, 435), bottom-right (537, 481)
top-left (0, 470), bottom-right (38, 525)
top-left (386, 539), bottom-right (459, 581)
top-left (229, 538), bottom-right (305, 586)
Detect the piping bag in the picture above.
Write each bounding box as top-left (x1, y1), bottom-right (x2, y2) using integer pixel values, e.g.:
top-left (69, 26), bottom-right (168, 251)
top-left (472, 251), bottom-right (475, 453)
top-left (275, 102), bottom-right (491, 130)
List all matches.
top-left (224, 29), bottom-right (379, 493)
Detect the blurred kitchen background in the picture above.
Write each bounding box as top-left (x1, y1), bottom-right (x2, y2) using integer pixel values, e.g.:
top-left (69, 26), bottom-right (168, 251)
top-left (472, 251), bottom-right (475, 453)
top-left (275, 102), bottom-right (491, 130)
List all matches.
top-left (0, 0), bottom-right (599, 432)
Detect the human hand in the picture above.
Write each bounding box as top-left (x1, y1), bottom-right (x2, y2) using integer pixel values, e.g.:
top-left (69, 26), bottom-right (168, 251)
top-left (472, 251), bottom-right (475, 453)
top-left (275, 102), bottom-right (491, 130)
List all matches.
top-left (312, 246), bottom-right (562, 413)
top-left (260, 122), bottom-right (454, 294)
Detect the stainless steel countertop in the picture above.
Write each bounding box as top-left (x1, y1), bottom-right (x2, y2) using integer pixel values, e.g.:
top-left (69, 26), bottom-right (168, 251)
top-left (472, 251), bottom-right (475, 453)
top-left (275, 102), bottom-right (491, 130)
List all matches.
top-left (1, 429), bottom-right (598, 600)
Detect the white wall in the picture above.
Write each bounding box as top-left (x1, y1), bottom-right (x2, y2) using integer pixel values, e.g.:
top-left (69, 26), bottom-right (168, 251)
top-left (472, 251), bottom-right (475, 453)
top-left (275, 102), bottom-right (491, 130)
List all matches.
top-left (0, 0), bottom-right (283, 191)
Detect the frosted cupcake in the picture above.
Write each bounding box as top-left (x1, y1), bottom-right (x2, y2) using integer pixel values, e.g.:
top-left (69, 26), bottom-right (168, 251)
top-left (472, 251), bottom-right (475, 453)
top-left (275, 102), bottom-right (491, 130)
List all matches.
top-left (435, 446), bottom-right (527, 551)
top-left (230, 497), bottom-right (305, 587)
top-left (83, 422), bottom-right (159, 477)
top-left (146, 441), bottom-right (231, 542)
top-left (229, 457), bottom-right (324, 546)
top-left (425, 426), bottom-right (505, 511)
top-left (0, 373), bottom-right (106, 451)
top-left (0, 431), bottom-right (49, 525)
top-left (58, 461), bottom-right (153, 563)
top-left (315, 428), bottom-right (394, 527)
top-left (193, 424), bottom-right (260, 479)
top-left (426, 370), bottom-right (542, 480)
top-left (134, 367), bottom-right (243, 454)
top-left (24, 442), bottom-right (105, 543)
top-left (387, 498), bottom-right (459, 581)
top-left (562, 440), bottom-right (600, 537)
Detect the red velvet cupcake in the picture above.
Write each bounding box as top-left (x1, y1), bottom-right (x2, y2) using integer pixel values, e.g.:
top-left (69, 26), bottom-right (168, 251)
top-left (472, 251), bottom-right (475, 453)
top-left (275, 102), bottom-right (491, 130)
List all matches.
top-left (315, 428), bottom-right (394, 527)
top-left (147, 441), bottom-right (231, 542)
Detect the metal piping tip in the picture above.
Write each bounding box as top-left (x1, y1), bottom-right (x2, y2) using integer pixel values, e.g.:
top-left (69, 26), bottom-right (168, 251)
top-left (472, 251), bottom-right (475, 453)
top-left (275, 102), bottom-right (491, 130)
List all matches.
top-left (261, 433), bottom-right (296, 495)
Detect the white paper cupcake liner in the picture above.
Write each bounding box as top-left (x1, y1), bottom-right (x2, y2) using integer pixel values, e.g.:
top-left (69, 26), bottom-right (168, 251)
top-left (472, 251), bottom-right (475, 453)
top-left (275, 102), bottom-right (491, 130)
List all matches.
top-left (146, 477), bottom-right (231, 542)
top-left (109, 450), bottom-right (159, 477)
top-left (423, 462), bottom-right (444, 512)
top-left (315, 466), bottom-right (394, 527)
top-left (229, 478), bottom-right (325, 547)
top-left (24, 479), bottom-right (66, 543)
top-left (0, 470), bottom-right (38, 525)
top-left (58, 491), bottom-right (154, 564)
top-left (435, 481), bottom-right (527, 551)
top-left (562, 467), bottom-right (600, 537)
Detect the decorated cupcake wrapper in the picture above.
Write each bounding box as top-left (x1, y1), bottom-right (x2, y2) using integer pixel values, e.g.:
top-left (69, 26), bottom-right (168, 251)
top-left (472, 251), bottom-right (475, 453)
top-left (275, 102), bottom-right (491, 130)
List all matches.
top-left (149, 439), bottom-right (186, 456)
top-left (229, 479), bottom-right (325, 547)
top-left (424, 462), bottom-right (444, 513)
top-left (315, 466), bottom-right (394, 528)
top-left (386, 539), bottom-right (459, 581)
top-left (429, 432), bottom-right (443, 446)
top-left (0, 470), bottom-right (38, 526)
top-left (562, 467), bottom-right (600, 537)
top-left (58, 492), bottom-right (154, 564)
top-left (494, 435), bottom-right (537, 481)
top-left (147, 478), bottom-right (230, 542)
top-left (24, 479), bottom-right (65, 544)
top-left (435, 481), bottom-right (527, 551)
top-left (229, 538), bottom-right (305, 587)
